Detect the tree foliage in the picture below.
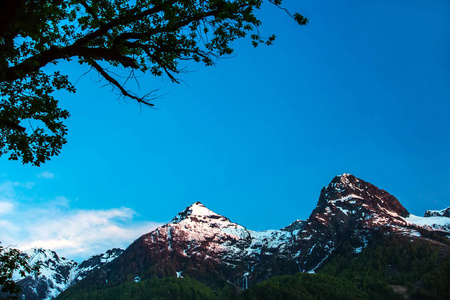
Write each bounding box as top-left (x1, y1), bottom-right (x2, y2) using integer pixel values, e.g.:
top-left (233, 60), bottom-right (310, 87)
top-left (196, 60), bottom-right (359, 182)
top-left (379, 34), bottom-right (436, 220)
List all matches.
top-left (320, 234), bottom-right (448, 300)
top-left (0, 243), bottom-right (40, 299)
top-left (238, 273), bottom-right (368, 300)
top-left (0, 0), bottom-right (307, 166)
top-left (57, 276), bottom-right (222, 300)
top-left (414, 255), bottom-right (450, 300)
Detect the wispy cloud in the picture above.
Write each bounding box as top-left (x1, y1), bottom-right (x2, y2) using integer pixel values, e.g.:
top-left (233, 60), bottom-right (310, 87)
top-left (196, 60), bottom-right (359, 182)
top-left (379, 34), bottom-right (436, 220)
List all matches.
top-left (38, 171), bottom-right (54, 179)
top-left (18, 207), bottom-right (160, 259)
top-left (0, 201), bottom-right (14, 215)
top-left (0, 181), bottom-right (162, 261)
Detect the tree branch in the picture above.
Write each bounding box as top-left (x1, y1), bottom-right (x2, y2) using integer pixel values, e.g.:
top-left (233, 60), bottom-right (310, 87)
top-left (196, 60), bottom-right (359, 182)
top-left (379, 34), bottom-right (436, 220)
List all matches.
top-left (72, 2), bottom-right (171, 47)
top-left (89, 60), bottom-right (154, 106)
top-left (79, 0), bottom-right (101, 23)
top-left (3, 1), bottom-right (255, 83)
top-left (3, 45), bottom-right (139, 83)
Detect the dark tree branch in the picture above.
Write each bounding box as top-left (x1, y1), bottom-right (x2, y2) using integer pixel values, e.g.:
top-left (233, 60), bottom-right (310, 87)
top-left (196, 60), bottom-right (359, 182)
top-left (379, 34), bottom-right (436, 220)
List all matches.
top-left (79, 0), bottom-right (101, 23)
top-left (3, 1), bottom-right (255, 83)
top-left (75, 47), bottom-right (139, 68)
top-left (72, 2), bottom-right (170, 46)
top-left (89, 60), bottom-right (154, 106)
top-left (3, 45), bottom-right (140, 82)
top-left (268, 0), bottom-right (295, 18)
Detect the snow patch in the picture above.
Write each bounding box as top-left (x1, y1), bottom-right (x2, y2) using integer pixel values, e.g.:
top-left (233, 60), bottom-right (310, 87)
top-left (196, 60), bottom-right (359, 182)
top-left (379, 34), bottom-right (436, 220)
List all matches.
top-left (403, 214), bottom-right (450, 232)
top-left (329, 194), bottom-right (364, 204)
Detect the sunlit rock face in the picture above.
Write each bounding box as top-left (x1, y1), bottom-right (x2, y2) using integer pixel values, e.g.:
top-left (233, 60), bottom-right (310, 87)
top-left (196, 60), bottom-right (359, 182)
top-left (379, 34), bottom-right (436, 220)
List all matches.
top-left (292, 173), bottom-right (412, 272)
top-left (91, 201), bottom-right (301, 289)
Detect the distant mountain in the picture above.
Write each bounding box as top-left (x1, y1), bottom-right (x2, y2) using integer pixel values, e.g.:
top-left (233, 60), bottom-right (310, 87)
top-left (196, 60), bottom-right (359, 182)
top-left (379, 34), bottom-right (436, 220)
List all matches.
top-left (76, 201), bottom-right (301, 290)
top-left (12, 248), bottom-right (123, 300)
top-left (424, 206), bottom-right (450, 218)
top-left (14, 249), bottom-right (77, 300)
top-left (72, 248), bottom-right (124, 284)
top-left (56, 174), bottom-right (450, 300)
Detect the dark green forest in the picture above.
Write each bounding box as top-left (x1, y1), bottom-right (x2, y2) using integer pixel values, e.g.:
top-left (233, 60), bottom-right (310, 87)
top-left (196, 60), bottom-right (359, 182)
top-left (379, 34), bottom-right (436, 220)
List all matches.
top-left (56, 234), bottom-right (450, 300)
top-left (57, 277), bottom-right (222, 300)
top-left (57, 274), bottom-right (366, 300)
top-left (238, 238), bottom-right (450, 300)
top-left (320, 234), bottom-right (450, 300)
top-left (238, 273), bottom-right (367, 300)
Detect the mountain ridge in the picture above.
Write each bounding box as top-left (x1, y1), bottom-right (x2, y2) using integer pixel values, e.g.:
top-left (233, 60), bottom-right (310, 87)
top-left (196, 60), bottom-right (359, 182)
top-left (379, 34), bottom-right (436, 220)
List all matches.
top-left (11, 248), bottom-right (124, 300)
top-left (10, 173), bottom-right (450, 299)
top-left (56, 173), bottom-right (450, 299)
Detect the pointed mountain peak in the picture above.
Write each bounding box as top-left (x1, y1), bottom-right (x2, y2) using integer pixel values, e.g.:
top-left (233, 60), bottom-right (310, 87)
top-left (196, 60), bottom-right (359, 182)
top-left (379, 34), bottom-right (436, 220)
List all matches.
top-left (339, 173), bottom-right (354, 179)
top-left (316, 174), bottom-right (409, 218)
top-left (281, 219), bottom-right (305, 232)
top-left (170, 202), bottom-right (229, 224)
top-left (333, 173), bottom-right (356, 184)
top-left (23, 248), bottom-right (61, 261)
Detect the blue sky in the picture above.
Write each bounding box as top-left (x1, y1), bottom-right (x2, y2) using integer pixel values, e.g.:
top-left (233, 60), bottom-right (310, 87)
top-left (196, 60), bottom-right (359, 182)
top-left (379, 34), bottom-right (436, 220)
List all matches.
top-left (1, 0), bottom-right (449, 261)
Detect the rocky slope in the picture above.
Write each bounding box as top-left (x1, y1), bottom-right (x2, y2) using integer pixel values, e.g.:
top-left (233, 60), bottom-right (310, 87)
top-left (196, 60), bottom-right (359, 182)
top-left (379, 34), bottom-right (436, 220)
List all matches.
top-left (61, 174), bottom-right (450, 294)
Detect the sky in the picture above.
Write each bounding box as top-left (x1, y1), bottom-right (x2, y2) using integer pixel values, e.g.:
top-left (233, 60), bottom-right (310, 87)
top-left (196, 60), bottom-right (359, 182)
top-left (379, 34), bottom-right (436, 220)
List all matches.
top-left (1, 0), bottom-right (450, 262)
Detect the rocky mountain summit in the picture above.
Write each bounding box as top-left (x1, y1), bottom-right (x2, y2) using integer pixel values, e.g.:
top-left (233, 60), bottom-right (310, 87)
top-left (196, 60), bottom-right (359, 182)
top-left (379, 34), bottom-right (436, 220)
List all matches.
top-left (293, 173), bottom-right (412, 271)
top-left (58, 173), bottom-right (449, 296)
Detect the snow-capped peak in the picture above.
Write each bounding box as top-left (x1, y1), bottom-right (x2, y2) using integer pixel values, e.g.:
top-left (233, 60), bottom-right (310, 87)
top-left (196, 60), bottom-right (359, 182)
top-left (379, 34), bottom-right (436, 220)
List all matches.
top-left (187, 201), bottom-right (217, 216)
top-left (339, 173), bottom-right (353, 179)
top-left (22, 248), bottom-right (76, 269)
top-left (13, 248), bottom-right (77, 300)
top-left (14, 247), bottom-right (123, 300)
top-left (170, 201), bottom-right (229, 224)
top-left (424, 207), bottom-right (450, 218)
top-left (23, 248), bottom-right (57, 259)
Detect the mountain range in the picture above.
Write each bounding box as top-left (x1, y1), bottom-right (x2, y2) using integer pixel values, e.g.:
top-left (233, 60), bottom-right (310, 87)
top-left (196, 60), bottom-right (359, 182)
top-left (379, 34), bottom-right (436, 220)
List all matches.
top-left (9, 174), bottom-right (450, 299)
top-left (11, 248), bottom-right (123, 299)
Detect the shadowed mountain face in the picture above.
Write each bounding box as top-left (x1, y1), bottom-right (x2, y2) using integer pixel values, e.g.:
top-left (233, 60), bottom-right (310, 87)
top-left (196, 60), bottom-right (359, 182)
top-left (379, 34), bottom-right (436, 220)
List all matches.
top-left (61, 173), bottom-right (449, 294)
top-left (292, 173), bottom-right (411, 272)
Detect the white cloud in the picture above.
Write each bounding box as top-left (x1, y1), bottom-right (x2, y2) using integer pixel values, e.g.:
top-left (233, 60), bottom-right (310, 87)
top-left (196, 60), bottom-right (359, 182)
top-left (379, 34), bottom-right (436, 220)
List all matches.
top-left (0, 201), bottom-right (14, 215)
top-left (49, 196), bottom-right (71, 208)
top-left (38, 171), bottom-right (54, 179)
top-left (16, 207), bottom-right (160, 260)
top-left (0, 181), bottom-right (34, 203)
top-left (0, 181), bottom-right (162, 261)
top-left (0, 181), bottom-right (18, 202)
